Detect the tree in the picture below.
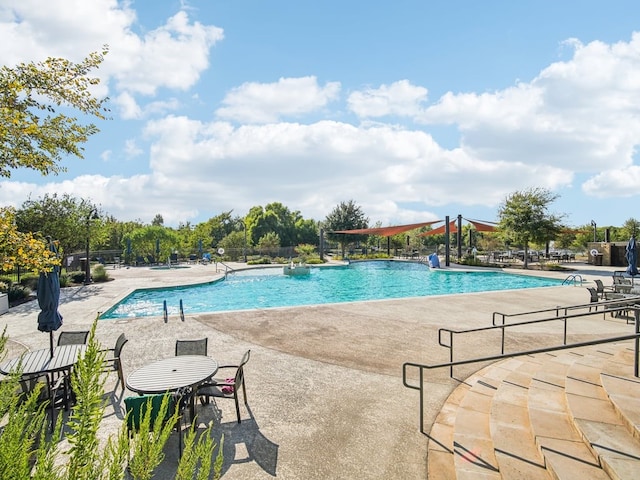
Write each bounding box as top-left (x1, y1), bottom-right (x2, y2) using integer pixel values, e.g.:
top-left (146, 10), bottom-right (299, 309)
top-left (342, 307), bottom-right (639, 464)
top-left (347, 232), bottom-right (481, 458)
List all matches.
top-left (151, 214), bottom-right (164, 226)
top-left (0, 208), bottom-right (58, 272)
top-left (257, 232), bottom-right (281, 257)
top-left (323, 200), bottom-right (369, 258)
top-left (497, 188), bottom-right (564, 268)
top-left (0, 48), bottom-right (109, 178)
top-left (622, 218), bottom-right (640, 239)
top-left (245, 203), bottom-right (298, 247)
top-left (15, 193), bottom-right (98, 254)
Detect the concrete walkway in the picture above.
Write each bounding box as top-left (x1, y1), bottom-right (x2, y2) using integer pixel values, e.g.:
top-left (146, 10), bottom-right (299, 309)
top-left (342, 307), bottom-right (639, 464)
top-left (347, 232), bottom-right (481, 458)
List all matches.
top-left (0, 261), bottom-right (631, 479)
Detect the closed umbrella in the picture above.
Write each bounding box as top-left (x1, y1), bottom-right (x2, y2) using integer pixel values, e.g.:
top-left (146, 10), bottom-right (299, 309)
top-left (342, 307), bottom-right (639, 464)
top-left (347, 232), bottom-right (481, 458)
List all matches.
top-left (626, 235), bottom-right (638, 282)
top-left (37, 240), bottom-right (63, 357)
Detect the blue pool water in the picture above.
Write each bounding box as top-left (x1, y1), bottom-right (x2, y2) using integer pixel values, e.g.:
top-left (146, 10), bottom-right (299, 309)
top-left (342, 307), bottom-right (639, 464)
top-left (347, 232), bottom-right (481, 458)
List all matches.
top-left (100, 261), bottom-right (565, 319)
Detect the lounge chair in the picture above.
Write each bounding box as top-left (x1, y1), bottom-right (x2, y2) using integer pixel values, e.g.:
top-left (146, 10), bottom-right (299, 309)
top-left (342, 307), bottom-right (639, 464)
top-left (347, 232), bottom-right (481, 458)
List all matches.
top-left (197, 350), bottom-right (250, 423)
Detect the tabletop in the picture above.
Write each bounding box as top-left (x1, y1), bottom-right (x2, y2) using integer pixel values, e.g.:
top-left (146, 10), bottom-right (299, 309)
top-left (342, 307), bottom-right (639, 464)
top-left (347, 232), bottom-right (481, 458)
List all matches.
top-left (0, 344), bottom-right (87, 376)
top-left (126, 355), bottom-right (218, 394)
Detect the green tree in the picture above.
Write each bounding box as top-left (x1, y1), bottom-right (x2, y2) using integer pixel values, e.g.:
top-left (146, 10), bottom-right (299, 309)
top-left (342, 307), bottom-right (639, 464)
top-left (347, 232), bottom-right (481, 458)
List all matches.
top-left (245, 203), bottom-right (297, 247)
top-left (295, 218), bottom-right (319, 246)
top-left (323, 200), bottom-right (369, 258)
top-left (257, 232), bottom-right (281, 257)
top-left (151, 214), bottom-right (164, 226)
top-left (0, 207), bottom-right (59, 272)
top-left (126, 226), bottom-right (179, 262)
top-left (497, 188), bottom-right (564, 268)
top-left (15, 193), bottom-right (99, 254)
top-left (622, 218), bottom-right (640, 239)
top-left (0, 48), bottom-right (109, 178)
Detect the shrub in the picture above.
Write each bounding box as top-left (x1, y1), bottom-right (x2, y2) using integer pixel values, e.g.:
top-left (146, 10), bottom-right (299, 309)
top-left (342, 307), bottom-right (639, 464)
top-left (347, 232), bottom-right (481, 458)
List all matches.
top-left (59, 272), bottom-right (70, 287)
top-left (0, 276), bottom-right (12, 287)
top-left (7, 284), bottom-right (30, 303)
top-left (247, 257), bottom-right (272, 265)
top-left (19, 273), bottom-right (39, 290)
top-left (92, 265), bottom-right (110, 282)
top-left (71, 271), bottom-right (86, 284)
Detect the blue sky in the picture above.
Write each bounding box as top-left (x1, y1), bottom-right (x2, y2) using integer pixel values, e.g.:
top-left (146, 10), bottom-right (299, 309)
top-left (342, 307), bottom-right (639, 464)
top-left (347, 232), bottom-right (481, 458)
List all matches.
top-left (1, 0), bottom-right (639, 229)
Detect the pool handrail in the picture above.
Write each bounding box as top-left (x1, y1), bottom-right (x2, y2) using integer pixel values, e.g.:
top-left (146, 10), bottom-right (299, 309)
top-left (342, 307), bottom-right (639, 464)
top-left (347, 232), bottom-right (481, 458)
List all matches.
top-left (439, 300), bottom-right (640, 377)
top-left (403, 306), bottom-right (640, 435)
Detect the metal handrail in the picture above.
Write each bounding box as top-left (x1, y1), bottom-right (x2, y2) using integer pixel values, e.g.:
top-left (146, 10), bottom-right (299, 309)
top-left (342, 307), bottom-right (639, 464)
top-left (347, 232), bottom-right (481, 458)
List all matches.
top-left (403, 308), bottom-right (640, 435)
top-left (441, 303), bottom-right (640, 377)
top-left (491, 295), bottom-right (640, 326)
top-left (215, 261), bottom-right (234, 277)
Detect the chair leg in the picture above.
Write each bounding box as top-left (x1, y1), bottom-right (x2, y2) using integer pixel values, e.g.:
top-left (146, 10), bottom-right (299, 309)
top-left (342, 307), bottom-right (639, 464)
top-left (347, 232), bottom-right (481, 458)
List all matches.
top-left (234, 392), bottom-right (241, 423)
top-left (116, 360), bottom-right (125, 390)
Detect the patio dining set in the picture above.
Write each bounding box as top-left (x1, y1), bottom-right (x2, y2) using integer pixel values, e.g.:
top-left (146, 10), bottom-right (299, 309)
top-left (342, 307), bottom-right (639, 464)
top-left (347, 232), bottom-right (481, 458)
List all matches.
top-left (0, 331), bottom-right (251, 451)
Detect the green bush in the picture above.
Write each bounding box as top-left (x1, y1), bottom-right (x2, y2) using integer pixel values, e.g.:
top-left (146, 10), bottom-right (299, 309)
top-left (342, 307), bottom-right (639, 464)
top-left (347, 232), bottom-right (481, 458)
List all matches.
top-left (92, 264), bottom-right (109, 282)
top-left (247, 257), bottom-right (272, 265)
top-left (59, 272), bottom-right (70, 287)
top-left (19, 273), bottom-right (39, 290)
top-left (7, 284), bottom-right (31, 303)
top-left (71, 271), bottom-right (86, 284)
top-left (0, 276), bottom-right (13, 287)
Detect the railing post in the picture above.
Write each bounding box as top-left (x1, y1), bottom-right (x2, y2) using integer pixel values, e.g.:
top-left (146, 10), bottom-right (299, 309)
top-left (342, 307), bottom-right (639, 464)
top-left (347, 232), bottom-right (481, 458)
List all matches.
top-left (163, 300), bottom-right (168, 323)
top-left (633, 306), bottom-right (640, 378)
top-left (449, 331), bottom-right (454, 378)
top-left (419, 366), bottom-right (425, 434)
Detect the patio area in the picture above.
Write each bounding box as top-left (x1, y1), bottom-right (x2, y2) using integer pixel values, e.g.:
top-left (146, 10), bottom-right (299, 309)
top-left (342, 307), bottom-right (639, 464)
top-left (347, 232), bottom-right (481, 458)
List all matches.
top-left (0, 261), bottom-right (630, 479)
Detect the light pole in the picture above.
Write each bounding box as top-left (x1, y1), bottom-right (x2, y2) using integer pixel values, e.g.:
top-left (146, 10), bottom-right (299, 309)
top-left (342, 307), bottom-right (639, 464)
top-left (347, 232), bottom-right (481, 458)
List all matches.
top-left (591, 220), bottom-right (597, 242)
top-left (84, 208), bottom-right (98, 285)
top-left (239, 220), bottom-right (247, 262)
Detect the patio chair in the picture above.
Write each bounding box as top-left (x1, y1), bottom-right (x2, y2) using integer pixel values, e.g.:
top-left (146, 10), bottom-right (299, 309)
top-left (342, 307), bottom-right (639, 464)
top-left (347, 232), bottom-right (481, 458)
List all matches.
top-left (57, 330), bottom-right (89, 346)
top-left (587, 287), bottom-right (599, 311)
top-left (175, 338), bottom-right (208, 356)
top-left (101, 333), bottom-right (128, 389)
top-left (197, 349), bottom-right (251, 423)
top-left (594, 279), bottom-right (615, 299)
top-left (20, 372), bottom-right (70, 432)
top-left (124, 390), bottom-right (189, 457)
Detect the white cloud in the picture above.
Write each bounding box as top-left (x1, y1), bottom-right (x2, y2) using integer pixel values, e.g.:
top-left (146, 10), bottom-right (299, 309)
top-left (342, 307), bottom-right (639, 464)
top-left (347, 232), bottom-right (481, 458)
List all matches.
top-left (215, 76), bottom-right (341, 123)
top-left (347, 80), bottom-right (429, 118)
top-left (0, 1), bottom-right (223, 107)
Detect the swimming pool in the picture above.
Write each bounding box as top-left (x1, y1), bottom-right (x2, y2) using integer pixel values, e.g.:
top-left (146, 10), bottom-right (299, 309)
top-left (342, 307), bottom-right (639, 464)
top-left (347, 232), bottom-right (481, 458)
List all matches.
top-left (100, 261), bottom-right (565, 319)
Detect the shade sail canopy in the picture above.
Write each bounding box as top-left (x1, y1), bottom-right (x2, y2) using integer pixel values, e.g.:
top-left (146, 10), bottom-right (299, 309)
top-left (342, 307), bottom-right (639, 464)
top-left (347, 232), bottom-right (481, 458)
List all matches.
top-left (419, 221), bottom-right (457, 236)
top-left (419, 218), bottom-right (498, 236)
top-left (333, 221), bottom-right (442, 237)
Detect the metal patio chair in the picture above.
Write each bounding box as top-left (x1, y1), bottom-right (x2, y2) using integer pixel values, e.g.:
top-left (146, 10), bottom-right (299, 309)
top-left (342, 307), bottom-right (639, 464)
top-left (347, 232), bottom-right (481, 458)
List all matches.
top-left (197, 349), bottom-right (251, 423)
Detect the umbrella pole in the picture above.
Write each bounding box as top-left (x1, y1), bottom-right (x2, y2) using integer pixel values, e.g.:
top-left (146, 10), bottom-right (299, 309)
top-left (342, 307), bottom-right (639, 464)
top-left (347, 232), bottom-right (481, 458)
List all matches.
top-left (49, 332), bottom-right (54, 358)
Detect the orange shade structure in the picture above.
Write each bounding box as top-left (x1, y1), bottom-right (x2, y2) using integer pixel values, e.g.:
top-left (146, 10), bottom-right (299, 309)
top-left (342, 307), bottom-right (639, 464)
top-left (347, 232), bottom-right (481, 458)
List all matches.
top-left (333, 221), bottom-right (442, 237)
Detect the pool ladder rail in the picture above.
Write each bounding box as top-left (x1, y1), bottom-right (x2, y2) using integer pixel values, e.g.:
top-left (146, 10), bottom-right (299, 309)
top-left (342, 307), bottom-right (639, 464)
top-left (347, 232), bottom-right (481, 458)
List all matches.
top-left (562, 273), bottom-right (585, 286)
top-left (163, 299), bottom-right (185, 323)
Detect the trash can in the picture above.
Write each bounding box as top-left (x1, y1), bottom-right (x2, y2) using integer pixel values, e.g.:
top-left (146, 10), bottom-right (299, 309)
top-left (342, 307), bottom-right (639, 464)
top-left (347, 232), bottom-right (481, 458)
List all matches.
top-left (594, 254), bottom-right (603, 266)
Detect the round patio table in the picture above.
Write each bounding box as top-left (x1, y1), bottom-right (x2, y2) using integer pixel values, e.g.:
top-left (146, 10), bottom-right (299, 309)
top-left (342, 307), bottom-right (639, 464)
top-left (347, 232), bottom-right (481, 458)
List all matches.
top-left (126, 355), bottom-right (218, 420)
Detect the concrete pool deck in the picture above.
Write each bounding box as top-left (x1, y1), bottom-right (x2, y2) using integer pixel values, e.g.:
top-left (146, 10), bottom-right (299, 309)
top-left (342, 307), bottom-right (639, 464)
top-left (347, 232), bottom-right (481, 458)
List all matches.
top-left (0, 261), bottom-right (633, 479)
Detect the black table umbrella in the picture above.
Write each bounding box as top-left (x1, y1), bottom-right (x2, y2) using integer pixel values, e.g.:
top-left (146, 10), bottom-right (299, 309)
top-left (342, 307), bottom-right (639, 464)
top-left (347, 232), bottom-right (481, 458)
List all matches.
top-left (37, 241), bottom-right (63, 357)
top-left (626, 235), bottom-right (638, 281)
